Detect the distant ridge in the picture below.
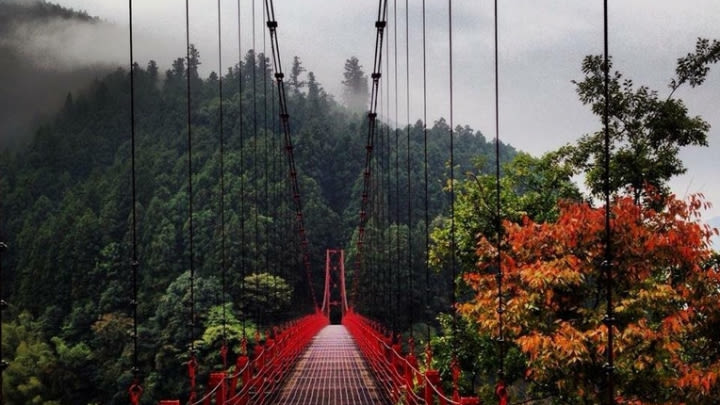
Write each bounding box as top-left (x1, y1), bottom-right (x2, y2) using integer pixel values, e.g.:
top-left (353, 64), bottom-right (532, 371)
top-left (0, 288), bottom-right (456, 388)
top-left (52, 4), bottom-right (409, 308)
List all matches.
top-left (0, 0), bottom-right (110, 150)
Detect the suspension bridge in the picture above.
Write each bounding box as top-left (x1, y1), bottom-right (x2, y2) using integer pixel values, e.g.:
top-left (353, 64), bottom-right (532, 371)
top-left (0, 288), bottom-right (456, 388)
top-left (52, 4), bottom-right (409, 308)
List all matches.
top-left (0, 0), bottom-right (628, 404)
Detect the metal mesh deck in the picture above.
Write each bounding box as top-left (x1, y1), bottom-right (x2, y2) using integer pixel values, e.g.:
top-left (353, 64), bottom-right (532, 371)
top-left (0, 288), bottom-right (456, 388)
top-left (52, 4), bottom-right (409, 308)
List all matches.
top-left (275, 325), bottom-right (386, 405)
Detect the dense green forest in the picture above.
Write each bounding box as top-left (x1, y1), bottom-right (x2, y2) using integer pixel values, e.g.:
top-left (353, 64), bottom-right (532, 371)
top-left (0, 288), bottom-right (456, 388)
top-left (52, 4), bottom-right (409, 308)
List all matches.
top-left (0, 42), bottom-right (515, 402)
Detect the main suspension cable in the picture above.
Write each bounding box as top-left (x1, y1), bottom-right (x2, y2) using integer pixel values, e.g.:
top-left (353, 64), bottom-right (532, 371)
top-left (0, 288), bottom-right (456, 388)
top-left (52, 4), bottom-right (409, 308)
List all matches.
top-left (264, 0), bottom-right (319, 310)
top-left (351, 0), bottom-right (389, 309)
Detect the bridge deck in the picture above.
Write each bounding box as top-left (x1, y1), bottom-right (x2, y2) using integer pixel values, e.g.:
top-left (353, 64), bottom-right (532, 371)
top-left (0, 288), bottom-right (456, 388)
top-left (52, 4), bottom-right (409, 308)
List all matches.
top-left (275, 325), bottom-right (387, 405)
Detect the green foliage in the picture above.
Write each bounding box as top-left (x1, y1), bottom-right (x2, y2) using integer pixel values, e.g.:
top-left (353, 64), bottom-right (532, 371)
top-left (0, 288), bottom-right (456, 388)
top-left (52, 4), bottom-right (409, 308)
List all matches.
top-left (0, 312), bottom-right (94, 405)
top-left (198, 304), bottom-right (257, 375)
top-left (429, 314), bottom-right (525, 401)
top-left (242, 272), bottom-right (293, 325)
top-left (0, 40), bottom-right (515, 402)
top-left (430, 152), bottom-right (580, 274)
top-left (561, 38), bottom-right (718, 202)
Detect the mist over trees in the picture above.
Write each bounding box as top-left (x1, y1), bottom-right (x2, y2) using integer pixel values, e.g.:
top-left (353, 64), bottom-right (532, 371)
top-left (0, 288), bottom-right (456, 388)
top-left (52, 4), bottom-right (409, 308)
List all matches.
top-left (0, 1), bottom-right (119, 151)
top-left (341, 56), bottom-right (369, 113)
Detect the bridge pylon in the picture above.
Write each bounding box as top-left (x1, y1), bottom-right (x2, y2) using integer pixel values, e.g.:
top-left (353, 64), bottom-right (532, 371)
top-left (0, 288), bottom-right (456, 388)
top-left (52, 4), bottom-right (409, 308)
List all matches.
top-left (320, 249), bottom-right (349, 323)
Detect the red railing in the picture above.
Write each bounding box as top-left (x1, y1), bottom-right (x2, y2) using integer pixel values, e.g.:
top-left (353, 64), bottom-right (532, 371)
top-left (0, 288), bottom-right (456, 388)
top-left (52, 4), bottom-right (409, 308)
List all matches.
top-left (158, 313), bottom-right (327, 405)
top-left (343, 311), bottom-right (481, 405)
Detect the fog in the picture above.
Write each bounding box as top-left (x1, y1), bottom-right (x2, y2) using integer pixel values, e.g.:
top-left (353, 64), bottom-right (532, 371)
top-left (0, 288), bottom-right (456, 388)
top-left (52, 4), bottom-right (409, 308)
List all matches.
top-left (0, 1), bottom-right (127, 149)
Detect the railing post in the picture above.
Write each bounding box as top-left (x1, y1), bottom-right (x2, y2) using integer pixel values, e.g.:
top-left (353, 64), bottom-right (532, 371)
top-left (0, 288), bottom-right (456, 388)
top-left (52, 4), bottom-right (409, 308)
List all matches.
top-left (205, 372), bottom-right (226, 405)
top-left (265, 331), bottom-right (275, 379)
top-left (425, 369), bottom-right (441, 405)
top-left (405, 337), bottom-right (418, 390)
top-left (495, 380), bottom-right (508, 405)
top-left (229, 354), bottom-right (249, 401)
top-left (253, 333), bottom-right (264, 376)
top-left (451, 356), bottom-right (461, 403)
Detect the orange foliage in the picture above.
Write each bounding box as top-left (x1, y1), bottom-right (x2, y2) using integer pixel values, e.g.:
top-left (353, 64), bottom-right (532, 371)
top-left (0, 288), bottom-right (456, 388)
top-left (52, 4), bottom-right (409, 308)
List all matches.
top-left (461, 193), bottom-right (720, 403)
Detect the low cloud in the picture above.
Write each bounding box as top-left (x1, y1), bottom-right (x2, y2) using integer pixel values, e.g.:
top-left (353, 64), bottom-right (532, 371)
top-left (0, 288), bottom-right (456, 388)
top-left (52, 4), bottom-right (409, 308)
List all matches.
top-left (0, 4), bottom-right (123, 149)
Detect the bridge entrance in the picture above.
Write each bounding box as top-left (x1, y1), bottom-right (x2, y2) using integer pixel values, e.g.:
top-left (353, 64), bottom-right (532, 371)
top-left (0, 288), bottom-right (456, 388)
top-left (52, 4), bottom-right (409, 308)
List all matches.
top-left (321, 249), bottom-right (348, 324)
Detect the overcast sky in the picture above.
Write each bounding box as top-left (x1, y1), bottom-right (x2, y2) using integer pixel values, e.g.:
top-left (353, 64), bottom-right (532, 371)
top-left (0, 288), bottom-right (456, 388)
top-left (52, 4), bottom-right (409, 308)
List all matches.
top-left (35, 0), bottom-right (720, 220)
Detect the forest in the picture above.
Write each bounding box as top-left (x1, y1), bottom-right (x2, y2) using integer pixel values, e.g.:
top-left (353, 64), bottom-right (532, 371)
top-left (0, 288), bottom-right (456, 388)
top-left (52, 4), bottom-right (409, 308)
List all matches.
top-left (1, 2), bottom-right (720, 405)
top-left (0, 40), bottom-right (517, 402)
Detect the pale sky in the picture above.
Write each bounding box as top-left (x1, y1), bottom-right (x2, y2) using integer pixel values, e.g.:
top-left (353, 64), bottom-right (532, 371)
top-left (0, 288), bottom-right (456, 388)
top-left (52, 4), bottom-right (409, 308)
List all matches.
top-left (28, 0), bottom-right (720, 220)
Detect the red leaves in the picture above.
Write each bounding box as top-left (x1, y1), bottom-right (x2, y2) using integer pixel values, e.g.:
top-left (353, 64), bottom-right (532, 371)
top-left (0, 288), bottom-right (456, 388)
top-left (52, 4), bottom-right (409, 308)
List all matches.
top-left (461, 192), bottom-right (720, 402)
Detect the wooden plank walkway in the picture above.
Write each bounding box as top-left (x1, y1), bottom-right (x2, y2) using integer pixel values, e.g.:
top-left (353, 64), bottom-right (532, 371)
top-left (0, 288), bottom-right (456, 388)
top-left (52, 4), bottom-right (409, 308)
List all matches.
top-left (275, 325), bottom-right (387, 405)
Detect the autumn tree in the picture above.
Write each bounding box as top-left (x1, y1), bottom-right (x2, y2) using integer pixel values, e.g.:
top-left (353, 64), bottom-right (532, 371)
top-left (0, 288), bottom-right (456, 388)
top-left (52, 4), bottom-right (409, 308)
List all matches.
top-left (462, 193), bottom-right (720, 404)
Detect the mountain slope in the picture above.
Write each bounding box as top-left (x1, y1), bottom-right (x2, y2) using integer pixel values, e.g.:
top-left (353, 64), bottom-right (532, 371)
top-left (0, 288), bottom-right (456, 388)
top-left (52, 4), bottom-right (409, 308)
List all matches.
top-left (0, 0), bottom-right (114, 150)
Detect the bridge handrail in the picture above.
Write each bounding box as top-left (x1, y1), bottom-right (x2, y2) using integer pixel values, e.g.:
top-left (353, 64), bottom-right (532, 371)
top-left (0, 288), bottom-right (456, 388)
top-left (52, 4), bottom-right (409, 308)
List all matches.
top-left (227, 313), bottom-right (326, 404)
top-left (344, 311), bottom-right (475, 405)
top-left (161, 313), bottom-right (327, 405)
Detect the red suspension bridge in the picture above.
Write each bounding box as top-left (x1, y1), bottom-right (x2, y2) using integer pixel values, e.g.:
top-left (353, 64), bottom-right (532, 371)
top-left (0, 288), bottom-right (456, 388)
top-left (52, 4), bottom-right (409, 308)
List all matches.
top-left (128, 0), bottom-right (493, 403)
top-left (0, 0), bottom-right (626, 404)
top-left (152, 249), bottom-right (481, 405)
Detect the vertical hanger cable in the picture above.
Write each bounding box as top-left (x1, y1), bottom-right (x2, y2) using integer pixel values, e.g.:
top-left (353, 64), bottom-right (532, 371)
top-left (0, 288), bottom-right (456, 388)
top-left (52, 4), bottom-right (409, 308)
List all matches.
top-left (602, 1), bottom-right (615, 403)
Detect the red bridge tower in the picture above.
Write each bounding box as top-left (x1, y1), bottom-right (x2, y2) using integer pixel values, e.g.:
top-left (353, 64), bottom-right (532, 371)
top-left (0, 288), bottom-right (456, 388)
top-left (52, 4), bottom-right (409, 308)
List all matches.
top-left (321, 249), bottom-right (349, 324)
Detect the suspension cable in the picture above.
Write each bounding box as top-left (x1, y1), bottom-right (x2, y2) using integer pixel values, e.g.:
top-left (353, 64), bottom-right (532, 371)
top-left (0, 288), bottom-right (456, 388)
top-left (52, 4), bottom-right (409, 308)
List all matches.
top-left (263, 0), bottom-right (269, 277)
top-left (602, 1), bottom-right (615, 403)
top-left (351, 0), bottom-right (389, 310)
top-left (236, 0), bottom-right (247, 342)
top-left (184, 0), bottom-right (198, 399)
top-left (448, 0), bottom-right (457, 345)
top-left (262, 0), bottom-right (270, 325)
top-left (385, 18), bottom-right (392, 329)
top-left (421, 0), bottom-right (430, 345)
top-left (404, 0), bottom-right (413, 340)
top-left (264, 0), bottom-right (319, 310)
top-left (271, 31), bottom-right (280, 322)
top-left (217, 0), bottom-right (228, 359)
top-left (372, 123), bottom-right (380, 316)
top-left (393, 0), bottom-right (400, 335)
top-left (494, 0), bottom-right (506, 381)
top-left (252, 0), bottom-right (261, 328)
top-left (379, 82), bottom-right (387, 322)
top-left (128, 0), bottom-right (141, 390)
top-left (0, 241), bottom-right (6, 403)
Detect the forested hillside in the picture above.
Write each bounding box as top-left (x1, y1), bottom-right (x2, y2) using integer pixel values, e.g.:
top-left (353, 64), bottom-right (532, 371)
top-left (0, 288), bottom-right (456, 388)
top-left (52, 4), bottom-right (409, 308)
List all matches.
top-left (0, 44), bottom-right (514, 402)
top-left (0, 0), bottom-right (115, 151)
